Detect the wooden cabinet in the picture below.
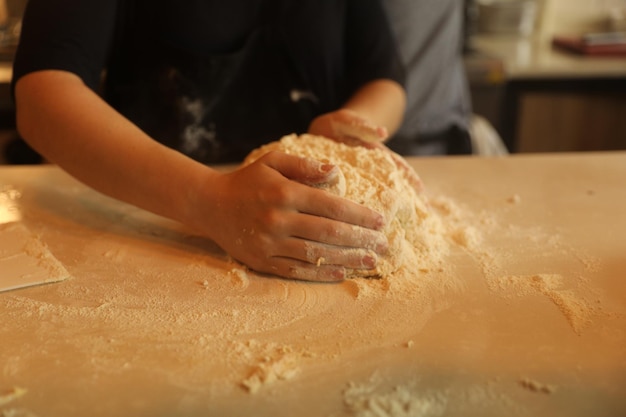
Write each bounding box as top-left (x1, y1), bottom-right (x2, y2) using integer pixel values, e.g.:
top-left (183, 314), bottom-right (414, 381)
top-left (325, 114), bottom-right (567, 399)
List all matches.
top-left (516, 91), bottom-right (626, 152)
top-left (498, 78), bottom-right (626, 153)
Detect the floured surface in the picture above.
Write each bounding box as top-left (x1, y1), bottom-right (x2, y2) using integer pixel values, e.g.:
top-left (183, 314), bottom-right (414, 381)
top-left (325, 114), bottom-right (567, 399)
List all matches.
top-left (0, 153), bottom-right (625, 417)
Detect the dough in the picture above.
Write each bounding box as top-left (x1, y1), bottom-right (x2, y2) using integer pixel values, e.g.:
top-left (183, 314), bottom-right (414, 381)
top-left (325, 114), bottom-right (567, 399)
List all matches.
top-left (243, 134), bottom-right (446, 278)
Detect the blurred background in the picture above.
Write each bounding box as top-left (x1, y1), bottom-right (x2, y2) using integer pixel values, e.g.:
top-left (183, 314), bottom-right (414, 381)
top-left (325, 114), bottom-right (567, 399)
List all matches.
top-left (466, 0), bottom-right (626, 154)
top-left (0, 0), bottom-right (625, 163)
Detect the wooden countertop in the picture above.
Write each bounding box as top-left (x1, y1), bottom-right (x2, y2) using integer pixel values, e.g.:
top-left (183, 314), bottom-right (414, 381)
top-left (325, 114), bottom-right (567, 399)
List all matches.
top-left (1, 152), bottom-right (625, 416)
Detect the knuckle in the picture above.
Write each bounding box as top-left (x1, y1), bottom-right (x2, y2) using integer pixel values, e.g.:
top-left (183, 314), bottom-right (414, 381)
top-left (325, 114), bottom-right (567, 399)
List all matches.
top-left (264, 183), bottom-right (294, 207)
top-left (261, 208), bottom-right (286, 231)
top-left (315, 221), bottom-right (342, 243)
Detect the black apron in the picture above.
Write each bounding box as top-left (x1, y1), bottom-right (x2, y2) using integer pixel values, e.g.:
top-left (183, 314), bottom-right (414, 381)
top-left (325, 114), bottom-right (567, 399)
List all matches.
top-left (106, 1), bottom-right (320, 164)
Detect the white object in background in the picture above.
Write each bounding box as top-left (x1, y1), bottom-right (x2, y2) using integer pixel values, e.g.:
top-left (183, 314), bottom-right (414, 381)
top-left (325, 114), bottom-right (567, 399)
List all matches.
top-left (609, 7), bottom-right (626, 31)
top-left (476, 0), bottom-right (538, 37)
top-left (470, 115), bottom-right (509, 156)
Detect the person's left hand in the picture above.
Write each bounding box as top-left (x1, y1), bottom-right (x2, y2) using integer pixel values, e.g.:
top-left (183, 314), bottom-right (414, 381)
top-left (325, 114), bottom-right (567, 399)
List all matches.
top-left (308, 108), bottom-right (388, 146)
top-left (308, 109), bottom-right (423, 193)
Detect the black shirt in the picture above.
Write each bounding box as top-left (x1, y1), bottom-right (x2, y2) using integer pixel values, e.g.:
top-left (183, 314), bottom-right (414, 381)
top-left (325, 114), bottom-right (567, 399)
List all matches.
top-left (13, 0), bottom-right (404, 163)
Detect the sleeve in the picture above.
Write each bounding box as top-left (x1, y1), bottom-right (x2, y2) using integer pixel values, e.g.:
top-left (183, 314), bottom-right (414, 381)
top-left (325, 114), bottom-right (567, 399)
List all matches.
top-left (344, 0), bottom-right (406, 94)
top-left (11, 0), bottom-right (119, 94)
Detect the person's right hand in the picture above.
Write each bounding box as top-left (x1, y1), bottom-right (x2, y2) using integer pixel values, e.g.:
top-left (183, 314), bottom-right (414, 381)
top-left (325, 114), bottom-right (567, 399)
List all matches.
top-left (191, 151), bottom-right (389, 282)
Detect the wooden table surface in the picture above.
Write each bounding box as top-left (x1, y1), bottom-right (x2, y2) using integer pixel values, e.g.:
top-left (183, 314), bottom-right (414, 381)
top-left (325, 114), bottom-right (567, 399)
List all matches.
top-left (1, 152), bottom-right (625, 417)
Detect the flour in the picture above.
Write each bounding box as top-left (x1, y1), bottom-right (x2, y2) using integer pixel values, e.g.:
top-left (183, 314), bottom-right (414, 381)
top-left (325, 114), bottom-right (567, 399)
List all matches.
top-left (0, 387), bottom-right (27, 407)
top-left (342, 373), bottom-right (524, 417)
top-left (344, 382), bottom-right (446, 417)
top-left (438, 196), bottom-right (605, 335)
top-left (493, 274), bottom-right (598, 334)
top-left (1, 145), bottom-right (615, 416)
top-left (240, 346), bottom-right (304, 394)
top-left (244, 134), bottom-right (449, 279)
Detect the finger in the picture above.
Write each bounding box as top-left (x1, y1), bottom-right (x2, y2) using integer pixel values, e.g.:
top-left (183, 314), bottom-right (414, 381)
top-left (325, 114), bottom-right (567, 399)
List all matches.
top-left (290, 190), bottom-right (388, 236)
top-left (332, 117), bottom-right (388, 144)
top-left (273, 237), bottom-right (379, 269)
top-left (261, 151), bottom-right (340, 186)
top-left (282, 211), bottom-right (388, 254)
top-left (224, 236), bottom-right (348, 282)
top-left (261, 258), bottom-right (347, 282)
top-left (255, 166), bottom-right (387, 233)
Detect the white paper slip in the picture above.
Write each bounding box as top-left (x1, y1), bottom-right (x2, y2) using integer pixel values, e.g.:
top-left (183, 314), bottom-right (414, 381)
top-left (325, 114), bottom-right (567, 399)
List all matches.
top-left (0, 222), bottom-right (71, 292)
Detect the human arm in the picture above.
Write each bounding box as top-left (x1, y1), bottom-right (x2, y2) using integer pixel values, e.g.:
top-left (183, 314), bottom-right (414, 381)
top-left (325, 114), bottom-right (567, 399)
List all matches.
top-left (307, 80), bottom-right (421, 192)
top-left (15, 70), bottom-right (388, 281)
top-left (308, 0), bottom-right (407, 145)
top-left (307, 78), bottom-right (406, 144)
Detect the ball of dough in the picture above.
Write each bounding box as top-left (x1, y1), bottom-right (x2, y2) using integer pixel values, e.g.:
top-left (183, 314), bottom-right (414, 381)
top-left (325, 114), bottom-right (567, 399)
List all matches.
top-left (243, 134), bottom-right (442, 279)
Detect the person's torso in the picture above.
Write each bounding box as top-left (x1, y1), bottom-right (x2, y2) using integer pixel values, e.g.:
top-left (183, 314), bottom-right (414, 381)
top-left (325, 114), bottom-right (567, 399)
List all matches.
top-left (104, 0), bottom-right (350, 163)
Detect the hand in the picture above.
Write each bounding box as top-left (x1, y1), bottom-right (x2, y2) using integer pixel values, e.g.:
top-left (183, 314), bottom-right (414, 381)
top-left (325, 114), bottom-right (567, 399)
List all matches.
top-left (308, 108), bottom-right (388, 146)
top-left (194, 151), bottom-right (389, 282)
top-left (309, 109), bottom-right (423, 193)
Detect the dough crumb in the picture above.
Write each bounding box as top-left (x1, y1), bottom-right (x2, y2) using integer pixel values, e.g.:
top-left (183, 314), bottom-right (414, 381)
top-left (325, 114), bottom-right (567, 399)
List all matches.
top-left (241, 351), bottom-right (302, 394)
top-left (0, 387), bottom-right (27, 406)
top-left (450, 226), bottom-right (481, 249)
top-left (236, 342), bottom-right (313, 394)
top-left (518, 377), bottom-right (556, 394)
top-left (507, 194), bottom-right (521, 204)
top-left (228, 267), bottom-right (250, 289)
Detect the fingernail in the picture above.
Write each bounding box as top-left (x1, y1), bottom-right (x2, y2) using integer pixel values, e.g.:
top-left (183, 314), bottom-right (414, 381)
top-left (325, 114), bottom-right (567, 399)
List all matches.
top-left (330, 267), bottom-right (346, 282)
top-left (372, 213), bottom-right (386, 230)
top-left (363, 253), bottom-right (377, 269)
top-left (376, 235), bottom-right (389, 253)
top-left (320, 163), bottom-right (336, 174)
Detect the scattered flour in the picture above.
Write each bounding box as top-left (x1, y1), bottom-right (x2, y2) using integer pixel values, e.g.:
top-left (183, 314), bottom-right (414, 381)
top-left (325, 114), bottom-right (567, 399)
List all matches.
top-left (0, 136), bottom-right (613, 415)
top-left (240, 349), bottom-right (303, 394)
top-left (343, 373), bottom-right (524, 417)
top-left (343, 377), bottom-right (447, 417)
top-left (491, 274), bottom-right (599, 334)
top-left (0, 387), bottom-right (27, 407)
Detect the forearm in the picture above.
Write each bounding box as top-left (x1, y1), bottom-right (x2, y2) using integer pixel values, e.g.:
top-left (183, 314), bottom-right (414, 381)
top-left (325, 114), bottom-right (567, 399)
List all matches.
top-left (342, 79), bottom-right (406, 138)
top-left (14, 70), bottom-right (393, 282)
top-left (14, 70), bottom-right (215, 227)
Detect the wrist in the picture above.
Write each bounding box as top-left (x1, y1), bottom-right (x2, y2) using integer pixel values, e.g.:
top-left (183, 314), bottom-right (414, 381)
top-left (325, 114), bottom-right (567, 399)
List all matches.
top-left (177, 163), bottom-right (223, 234)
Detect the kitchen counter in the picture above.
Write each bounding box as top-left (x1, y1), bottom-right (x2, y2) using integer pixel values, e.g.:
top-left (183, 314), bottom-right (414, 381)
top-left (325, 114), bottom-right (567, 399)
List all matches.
top-left (1, 153), bottom-right (625, 416)
top-left (471, 35), bottom-right (626, 80)
top-left (468, 35), bottom-right (626, 153)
